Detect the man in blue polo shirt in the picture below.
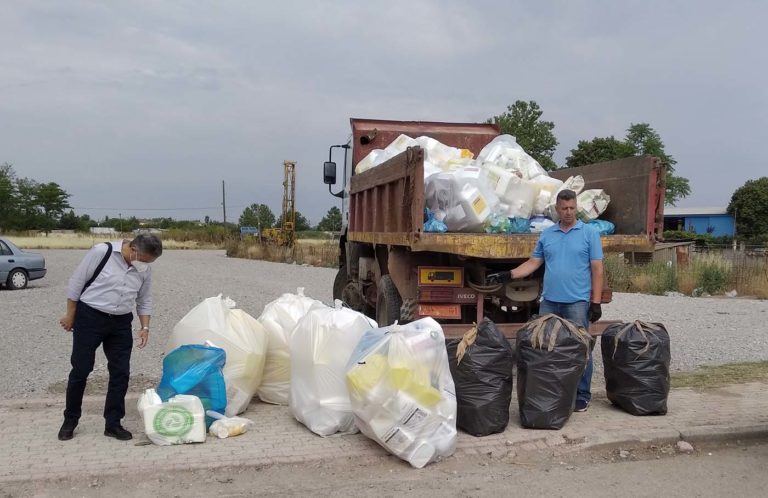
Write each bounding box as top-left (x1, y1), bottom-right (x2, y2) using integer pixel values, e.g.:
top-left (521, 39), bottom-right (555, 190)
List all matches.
top-left (488, 189), bottom-right (604, 411)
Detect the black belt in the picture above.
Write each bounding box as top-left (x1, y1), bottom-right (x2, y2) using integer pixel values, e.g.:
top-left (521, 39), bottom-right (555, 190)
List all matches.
top-left (81, 302), bottom-right (132, 319)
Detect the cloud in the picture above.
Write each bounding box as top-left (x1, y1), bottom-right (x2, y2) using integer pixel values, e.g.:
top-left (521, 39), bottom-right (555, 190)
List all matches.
top-left (0, 0), bottom-right (766, 224)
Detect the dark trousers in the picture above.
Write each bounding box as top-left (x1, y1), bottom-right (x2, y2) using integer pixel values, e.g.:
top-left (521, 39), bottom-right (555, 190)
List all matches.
top-left (64, 302), bottom-right (133, 427)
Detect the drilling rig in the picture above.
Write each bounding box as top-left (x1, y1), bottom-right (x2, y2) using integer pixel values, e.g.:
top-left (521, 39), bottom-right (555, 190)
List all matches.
top-left (262, 160), bottom-right (296, 247)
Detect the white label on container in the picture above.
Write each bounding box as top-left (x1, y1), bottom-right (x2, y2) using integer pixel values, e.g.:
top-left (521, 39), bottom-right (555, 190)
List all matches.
top-left (401, 406), bottom-right (428, 429)
top-left (383, 427), bottom-right (413, 453)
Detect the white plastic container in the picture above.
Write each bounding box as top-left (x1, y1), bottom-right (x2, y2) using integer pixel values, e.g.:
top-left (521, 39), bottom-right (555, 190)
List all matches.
top-left (445, 183), bottom-right (491, 232)
top-left (138, 390), bottom-right (206, 446)
top-left (531, 175), bottom-right (563, 195)
top-left (483, 164), bottom-right (537, 218)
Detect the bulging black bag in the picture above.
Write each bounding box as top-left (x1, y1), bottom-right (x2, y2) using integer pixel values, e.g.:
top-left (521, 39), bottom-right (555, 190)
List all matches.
top-left (516, 314), bottom-right (591, 430)
top-left (601, 321), bottom-right (671, 415)
top-left (447, 319), bottom-right (515, 436)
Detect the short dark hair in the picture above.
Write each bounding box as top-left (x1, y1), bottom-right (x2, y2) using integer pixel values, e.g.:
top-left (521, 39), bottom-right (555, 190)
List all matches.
top-left (131, 233), bottom-right (163, 258)
top-left (556, 189), bottom-right (577, 203)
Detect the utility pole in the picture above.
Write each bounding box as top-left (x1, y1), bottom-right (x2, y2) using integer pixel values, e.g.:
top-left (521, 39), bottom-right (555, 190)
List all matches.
top-left (222, 180), bottom-right (227, 226)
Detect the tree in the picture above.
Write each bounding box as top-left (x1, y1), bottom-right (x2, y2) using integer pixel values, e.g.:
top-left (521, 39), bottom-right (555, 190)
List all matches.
top-left (565, 137), bottom-right (636, 169)
top-left (0, 163), bottom-right (18, 231)
top-left (36, 181), bottom-right (71, 232)
top-left (728, 177), bottom-right (768, 241)
top-left (486, 100), bottom-right (559, 170)
top-left (275, 211), bottom-right (312, 231)
top-left (317, 206), bottom-right (342, 231)
top-left (238, 203), bottom-right (275, 229)
top-left (625, 123), bottom-right (690, 205)
top-left (564, 123), bottom-right (690, 205)
top-left (13, 177), bottom-right (41, 229)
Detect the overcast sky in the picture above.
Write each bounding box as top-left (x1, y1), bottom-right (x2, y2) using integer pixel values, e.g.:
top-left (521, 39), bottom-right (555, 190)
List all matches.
top-left (1, 1), bottom-right (765, 225)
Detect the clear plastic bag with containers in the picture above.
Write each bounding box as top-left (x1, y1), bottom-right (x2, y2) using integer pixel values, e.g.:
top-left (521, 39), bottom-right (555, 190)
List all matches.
top-left (346, 317), bottom-right (457, 468)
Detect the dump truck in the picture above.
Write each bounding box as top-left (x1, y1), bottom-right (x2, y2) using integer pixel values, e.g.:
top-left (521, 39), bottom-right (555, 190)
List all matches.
top-left (322, 118), bottom-right (665, 338)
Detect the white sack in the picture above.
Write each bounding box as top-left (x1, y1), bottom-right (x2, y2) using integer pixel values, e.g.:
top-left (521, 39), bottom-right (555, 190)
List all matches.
top-left (167, 295), bottom-right (268, 416)
top-left (477, 135), bottom-right (546, 180)
top-left (256, 288), bottom-right (326, 405)
top-left (289, 300), bottom-right (377, 436)
top-left (577, 189), bottom-right (611, 222)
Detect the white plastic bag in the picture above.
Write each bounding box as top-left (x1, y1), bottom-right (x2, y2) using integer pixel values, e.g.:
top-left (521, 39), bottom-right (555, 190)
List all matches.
top-left (206, 410), bottom-right (254, 439)
top-left (477, 135), bottom-right (546, 180)
top-left (577, 189), bottom-right (611, 221)
top-left (289, 300), bottom-right (377, 436)
top-left (256, 288), bottom-right (326, 405)
top-left (346, 318), bottom-right (457, 469)
top-left (355, 149), bottom-right (393, 174)
top-left (138, 389), bottom-right (206, 445)
top-left (167, 295), bottom-right (268, 416)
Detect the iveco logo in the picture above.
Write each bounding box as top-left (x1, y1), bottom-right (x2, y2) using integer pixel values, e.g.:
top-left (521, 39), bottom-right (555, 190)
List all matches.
top-left (457, 293), bottom-right (475, 299)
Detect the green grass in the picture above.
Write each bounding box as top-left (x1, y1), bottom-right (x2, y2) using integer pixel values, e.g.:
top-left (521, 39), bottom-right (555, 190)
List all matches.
top-left (672, 361), bottom-right (768, 389)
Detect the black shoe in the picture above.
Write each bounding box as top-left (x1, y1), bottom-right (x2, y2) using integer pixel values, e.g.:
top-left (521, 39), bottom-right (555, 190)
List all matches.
top-left (58, 421), bottom-right (77, 441)
top-left (104, 425), bottom-right (132, 441)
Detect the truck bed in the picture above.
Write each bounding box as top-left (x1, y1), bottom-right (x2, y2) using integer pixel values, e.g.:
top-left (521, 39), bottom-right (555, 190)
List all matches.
top-left (348, 147), bottom-right (664, 258)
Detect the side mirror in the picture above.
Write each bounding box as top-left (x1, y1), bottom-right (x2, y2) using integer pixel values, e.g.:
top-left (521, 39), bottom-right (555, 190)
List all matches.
top-left (323, 161), bottom-right (337, 185)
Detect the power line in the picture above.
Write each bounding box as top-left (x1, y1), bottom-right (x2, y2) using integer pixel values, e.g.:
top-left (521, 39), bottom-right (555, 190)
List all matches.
top-left (71, 205), bottom-right (248, 211)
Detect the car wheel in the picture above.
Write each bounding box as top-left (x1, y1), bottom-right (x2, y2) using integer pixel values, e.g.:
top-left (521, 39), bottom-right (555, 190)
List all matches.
top-left (7, 269), bottom-right (28, 290)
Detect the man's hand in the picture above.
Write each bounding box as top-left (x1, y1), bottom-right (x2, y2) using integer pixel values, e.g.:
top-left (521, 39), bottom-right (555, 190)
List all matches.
top-left (59, 314), bottom-right (75, 332)
top-left (588, 302), bottom-right (602, 323)
top-left (485, 271), bottom-right (512, 285)
top-left (137, 328), bottom-right (149, 349)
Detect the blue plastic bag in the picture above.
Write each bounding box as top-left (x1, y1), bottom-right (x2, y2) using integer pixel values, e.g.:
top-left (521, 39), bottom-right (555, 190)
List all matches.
top-left (157, 345), bottom-right (227, 428)
top-left (423, 208), bottom-right (448, 233)
top-left (587, 219), bottom-right (615, 235)
top-left (507, 217), bottom-right (531, 234)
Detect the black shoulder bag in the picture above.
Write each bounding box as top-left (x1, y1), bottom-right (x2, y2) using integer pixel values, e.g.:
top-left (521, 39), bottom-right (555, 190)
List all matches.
top-left (81, 242), bottom-right (113, 294)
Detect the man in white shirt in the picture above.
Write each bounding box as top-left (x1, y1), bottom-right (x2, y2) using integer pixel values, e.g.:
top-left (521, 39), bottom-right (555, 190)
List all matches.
top-left (58, 234), bottom-right (162, 441)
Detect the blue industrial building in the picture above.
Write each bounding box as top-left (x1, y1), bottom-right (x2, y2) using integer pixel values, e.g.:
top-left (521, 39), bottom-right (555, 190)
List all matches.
top-left (664, 207), bottom-right (735, 237)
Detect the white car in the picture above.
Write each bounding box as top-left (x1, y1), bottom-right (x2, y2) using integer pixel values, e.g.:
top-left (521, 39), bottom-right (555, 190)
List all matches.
top-left (0, 237), bottom-right (47, 289)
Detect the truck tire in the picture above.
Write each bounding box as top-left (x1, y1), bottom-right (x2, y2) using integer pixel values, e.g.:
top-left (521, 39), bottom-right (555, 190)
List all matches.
top-left (376, 275), bottom-right (402, 327)
top-left (332, 266), bottom-right (347, 301)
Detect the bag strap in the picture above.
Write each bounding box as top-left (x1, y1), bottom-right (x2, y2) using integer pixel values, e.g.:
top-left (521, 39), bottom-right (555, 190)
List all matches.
top-left (81, 242), bottom-right (112, 294)
top-left (612, 320), bottom-right (665, 359)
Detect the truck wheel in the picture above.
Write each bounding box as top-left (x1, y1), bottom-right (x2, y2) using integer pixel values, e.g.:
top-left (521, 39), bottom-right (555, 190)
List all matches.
top-left (7, 269), bottom-right (28, 290)
top-left (376, 275), bottom-right (402, 326)
top-left (332, 266), bottom-right (347, 301)
top-left (399, 298), bottom-right (417, 324)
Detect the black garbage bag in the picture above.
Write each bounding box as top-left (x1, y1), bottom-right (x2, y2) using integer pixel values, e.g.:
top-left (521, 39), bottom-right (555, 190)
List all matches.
top-left (516, 314), bottom-right (591, 430)
top-left (446, 319), bottom-right (515, 436)
top-left (601, 321), bottom-right (671, 415)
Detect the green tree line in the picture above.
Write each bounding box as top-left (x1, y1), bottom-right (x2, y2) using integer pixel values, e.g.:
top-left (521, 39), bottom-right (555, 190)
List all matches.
top-left (1, 162), bottom-right (73, 232)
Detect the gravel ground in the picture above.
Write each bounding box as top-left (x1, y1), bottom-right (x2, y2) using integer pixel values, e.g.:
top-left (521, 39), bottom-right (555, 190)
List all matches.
top-left (2, 249), bottom-right (767, 399)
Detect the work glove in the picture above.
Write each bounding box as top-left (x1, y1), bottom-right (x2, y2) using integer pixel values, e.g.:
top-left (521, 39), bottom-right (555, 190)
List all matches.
top-left (588, 302), bottom-right (602, 323)
top-left (485, 271), bottom-right (512, 285)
